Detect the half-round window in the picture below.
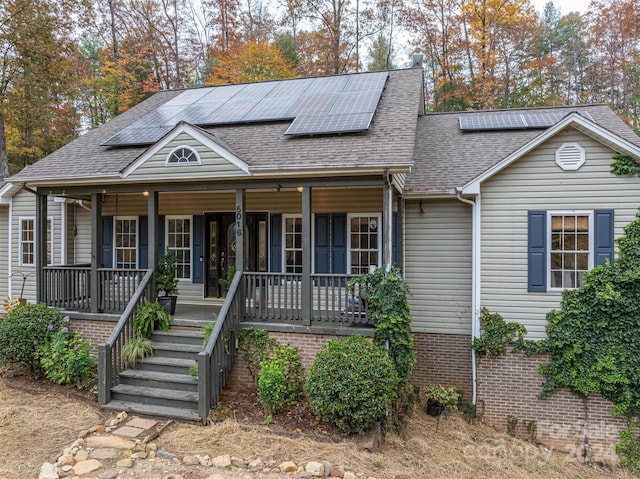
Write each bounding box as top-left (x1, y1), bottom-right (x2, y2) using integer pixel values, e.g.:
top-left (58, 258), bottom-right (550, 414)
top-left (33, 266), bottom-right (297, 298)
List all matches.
top-left (166, 146), bottom-right (201, 166)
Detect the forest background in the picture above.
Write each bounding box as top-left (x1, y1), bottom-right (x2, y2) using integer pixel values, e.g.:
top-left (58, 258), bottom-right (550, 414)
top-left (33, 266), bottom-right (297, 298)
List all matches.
top-left (0, 0), bottom-right (638, 178)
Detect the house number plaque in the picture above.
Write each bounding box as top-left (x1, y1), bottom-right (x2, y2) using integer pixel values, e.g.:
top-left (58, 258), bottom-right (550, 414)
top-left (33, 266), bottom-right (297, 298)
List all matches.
top-left (236, 206), bottom-right (243, 236)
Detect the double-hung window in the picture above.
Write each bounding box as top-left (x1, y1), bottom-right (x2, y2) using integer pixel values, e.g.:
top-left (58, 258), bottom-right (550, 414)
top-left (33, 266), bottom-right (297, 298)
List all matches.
top-left (19, 217), bottom-right (53, 266)
top-left (348, 214), bottom-right (381, 275)
top-left (283, 215), bottom-right (303, 274)
top-left (166, 216), bottom-right (192, 280)
top-left (549, 212), bottom-right (593, 289)
top-left (114, 217), bottom-right (137, 269)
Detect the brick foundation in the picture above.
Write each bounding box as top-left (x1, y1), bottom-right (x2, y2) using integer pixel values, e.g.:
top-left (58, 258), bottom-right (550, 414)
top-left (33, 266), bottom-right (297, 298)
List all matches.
top-left (477, 352), bottom-right (626, 464)
top-left (412, 332), bottom-right (473, 399)
top-left (69, 318), bottom-right (118, 354)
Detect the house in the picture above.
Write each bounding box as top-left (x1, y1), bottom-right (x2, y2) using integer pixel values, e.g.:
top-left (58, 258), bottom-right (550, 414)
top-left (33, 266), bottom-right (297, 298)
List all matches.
top-left (2, 65), bottom-right (640, 461)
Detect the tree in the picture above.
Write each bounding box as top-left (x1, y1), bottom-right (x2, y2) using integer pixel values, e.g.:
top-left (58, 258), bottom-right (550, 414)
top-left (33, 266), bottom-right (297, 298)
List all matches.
top-left (367, 33), bottom-right (395, 70)
top-left (207, 41), bottom-right (296, 84)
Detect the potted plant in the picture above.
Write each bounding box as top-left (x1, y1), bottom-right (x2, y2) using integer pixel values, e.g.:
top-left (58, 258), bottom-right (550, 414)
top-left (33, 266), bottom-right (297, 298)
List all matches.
top-left (422, 384), bottom-right (460, 417)
top-left (156, 250), bottom-right (178, 314)
top-left (134, 298), bottom-right (171, 338)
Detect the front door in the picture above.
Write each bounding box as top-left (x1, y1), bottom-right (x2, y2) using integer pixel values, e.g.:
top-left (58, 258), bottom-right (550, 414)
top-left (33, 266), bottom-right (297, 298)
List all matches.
top-left (205, 213), bottom-right (268, 297)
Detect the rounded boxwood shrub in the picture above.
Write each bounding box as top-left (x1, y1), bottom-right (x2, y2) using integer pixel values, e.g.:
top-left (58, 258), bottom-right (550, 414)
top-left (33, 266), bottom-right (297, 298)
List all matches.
top-left (0, 303), bottom-right (64, 370)
top-left (305, 335), bottom-right (399, 435)
top-left (257, 345), bottom-right (304, 414)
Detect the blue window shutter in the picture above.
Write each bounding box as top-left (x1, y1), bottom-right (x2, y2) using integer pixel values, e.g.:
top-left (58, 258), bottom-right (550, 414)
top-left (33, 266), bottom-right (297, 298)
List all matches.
top-left (315, 214), bottom-right (330, 274)
top-left (139, 216), bottom-right (148, 269)
top-left (528, 211), bottom-right (547, 292)
top-left (270, 214), bottom-right (282, 272)
top-left (392, 212), bottom-right (399, 266)
top-left (157, 215), bottom-right (165, 259)
top-left (594, 209), bottom-right (614, 266)
top-left (192, 215), bottom-right (205, 283)
top-left (331, 213), bottom-right (347, 274)
top-left (101, 216), bottom-right (113, 268)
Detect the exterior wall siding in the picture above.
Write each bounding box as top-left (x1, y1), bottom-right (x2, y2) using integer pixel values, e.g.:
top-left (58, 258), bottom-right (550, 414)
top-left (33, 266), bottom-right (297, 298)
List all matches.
top-left (0, 206), bottom-right (8, 314)
top-left (404, 198), bottom-right (472, 335)
top-left (68, 202), bottom-right (92, 264)
top-left (9, 192), bottom-right (64, 304)
top-left (478, 352), bottom-right (625, 464)
top-left (480, 127), bottom-right (640, 338)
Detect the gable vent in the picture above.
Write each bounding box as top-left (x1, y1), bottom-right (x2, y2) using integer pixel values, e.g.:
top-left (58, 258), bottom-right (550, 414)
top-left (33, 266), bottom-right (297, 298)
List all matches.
top-left (555, 142), bottom-right (585, 171)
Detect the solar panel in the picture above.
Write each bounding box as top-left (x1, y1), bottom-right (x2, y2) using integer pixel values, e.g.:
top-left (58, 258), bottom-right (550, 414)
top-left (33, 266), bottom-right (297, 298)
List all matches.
top-left (459, 110), bottom-right (596, 131)
top-left (285, 112), bottom-right (374, 135)
top-left (102, 71), bottom-right (389, 145)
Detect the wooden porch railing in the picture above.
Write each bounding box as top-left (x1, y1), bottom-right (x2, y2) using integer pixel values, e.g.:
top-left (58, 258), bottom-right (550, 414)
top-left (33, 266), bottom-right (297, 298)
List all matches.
top-left (97, 269), bottom-right (155, 406)
top-left (198, 270), bottom-right (243, 422)
top-left (42, 266), bottom-right (147, 313)
top-left (243, 272), bottom-right (369, 324)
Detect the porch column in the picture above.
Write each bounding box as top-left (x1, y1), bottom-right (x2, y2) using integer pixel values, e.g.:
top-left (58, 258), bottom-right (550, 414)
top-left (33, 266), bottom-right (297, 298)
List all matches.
top-left (235, 189), bottom-right (246, 317)
top-left (35, 193), bottom-right (48, 304)
top-left (396, 194), bottom-right (404, 272)
top-left (148, 191), bottom-right (158, 293)
top-left (90, 193), bottom-right (103, 313)
top-left (383, 178), bottom-right (393, 271)
top-left (302, 186), bottom-right (312, 326)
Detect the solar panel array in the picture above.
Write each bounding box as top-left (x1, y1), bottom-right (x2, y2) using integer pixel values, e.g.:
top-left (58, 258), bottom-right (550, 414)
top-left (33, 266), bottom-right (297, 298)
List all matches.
top-left (102, 72), bottom-right (389, 146)
top-left (459, 110), bottom-right (595, 131)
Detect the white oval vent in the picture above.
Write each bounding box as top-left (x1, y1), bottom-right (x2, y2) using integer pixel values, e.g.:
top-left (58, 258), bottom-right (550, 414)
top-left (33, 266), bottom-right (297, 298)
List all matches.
top-left (555, 142), bottom-right (585, 171)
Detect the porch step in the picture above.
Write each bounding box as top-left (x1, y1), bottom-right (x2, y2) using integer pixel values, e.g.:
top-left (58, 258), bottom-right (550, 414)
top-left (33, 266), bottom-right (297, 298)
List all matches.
top-left (118, 369), bottom-right (198, 392)
top-left (153, 342), bottom-right (202, 361)
top-left (151, 329), bottom-right (204, 347)
top-left (137, 356), bottom-right (195, 375)
top-left (101, 400), bottom-right (201, 422)
top-left (110, 384), bottom-right (198, 410)
top-left (170, 318), bottom-right (213, 329)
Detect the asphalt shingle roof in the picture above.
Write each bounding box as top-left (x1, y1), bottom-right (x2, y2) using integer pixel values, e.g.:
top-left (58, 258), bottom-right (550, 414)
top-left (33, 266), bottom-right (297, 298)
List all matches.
top-left (12, 68), bottom-right (423, 183)
top-left (407, 105), bottom-right (640, 195)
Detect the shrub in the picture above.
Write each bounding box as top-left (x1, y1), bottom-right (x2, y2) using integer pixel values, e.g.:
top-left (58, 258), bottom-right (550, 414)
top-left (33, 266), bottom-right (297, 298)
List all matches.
top-left (617, 423), bottom-right (640, 476)
top-left (305, 335), bottom-right (399, 435)
top-left (238, 328), bottom-right (278, 383)
top-left (121, 337), bottom-right (154, 367)
top-left (37, 330), bottom-right (96, 388)
top-left (0, 303), bottom-right (65, 370)
top-left (257, 345), bottom-right (304, 414)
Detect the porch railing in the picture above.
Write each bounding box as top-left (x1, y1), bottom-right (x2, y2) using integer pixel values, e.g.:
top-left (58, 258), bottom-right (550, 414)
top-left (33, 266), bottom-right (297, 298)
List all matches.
top-left (42, 266), bottom-right (147, 313)
top-left (198, 270), bottom-right (242, 422)
top-left (243, 272), bottom-right (369, 324)
top-left (97, 269), bottom-right (155, 406)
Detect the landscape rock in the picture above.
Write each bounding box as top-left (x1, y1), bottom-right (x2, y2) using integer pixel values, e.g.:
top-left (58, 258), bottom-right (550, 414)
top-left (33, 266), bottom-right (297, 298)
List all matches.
top-left (212, 454), bottom-right (231, 468)
top-left (74, 449), bottom-right (89, 462)
top-left (90, 448), bottom-right (121, 460)
top-left (72, 459), bottom-right (103, 476)
top-left (248, 458), bottom-right (264, 470)
top-left (116, 458), bottom-right (134, 468)
top-left (97, 469), bottom-right (118, 479)
top-left (343, 473), bottom-right (357, 479)
top-left (182, 455), bottom-right (200, 466)
top-left (197, 454), bottom-right (213, 466)
top-left (58, 455), bottom-right (75, 467)
top-left (157, 449), bottom-right (178, 460)
top-left (85, 435), bottom-right (136, 450)
top-left (38, 462), bottom-right (58, 479)
top-left (329, 464), bottom-right (346, 477)
top-left (231, 456), bottom-right (245, 466)
top-left (305, 461), bottom-right (326, 477)
top-left (279, 461), bottom-right (297, 472)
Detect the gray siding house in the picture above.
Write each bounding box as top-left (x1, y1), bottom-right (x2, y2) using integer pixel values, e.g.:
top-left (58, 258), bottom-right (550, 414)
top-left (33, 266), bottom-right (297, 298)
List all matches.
top-left (2, 67), bottom-right (640, 460)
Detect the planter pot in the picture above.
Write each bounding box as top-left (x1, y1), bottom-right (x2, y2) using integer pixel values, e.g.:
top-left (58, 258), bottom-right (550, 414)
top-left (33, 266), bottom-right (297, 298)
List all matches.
top-left (426, 399), bottom-right (445, 417)
top-left (158, 295), bottom-right (177, 315)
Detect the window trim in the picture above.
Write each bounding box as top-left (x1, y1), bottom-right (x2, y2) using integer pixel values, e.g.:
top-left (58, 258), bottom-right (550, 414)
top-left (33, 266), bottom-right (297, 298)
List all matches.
top-left (546, 210), bottom-right (594, 291)
top-left (19, 216), bottom-right (54, 266)
top-left (165, 145), bottom-right (201, 166)
top-left (347, 213), bottom-right (382, 275)
top-left (165, 215), bottom-right (193, 281)
top-left (282, 214), bottom-right (304, 274)
top-left (113, 216), bottom-right (138, 270)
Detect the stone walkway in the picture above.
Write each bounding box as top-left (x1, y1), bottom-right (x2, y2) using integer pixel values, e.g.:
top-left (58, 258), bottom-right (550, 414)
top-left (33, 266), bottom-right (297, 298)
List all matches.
top-left (38, 412), bottom-right (375, 479)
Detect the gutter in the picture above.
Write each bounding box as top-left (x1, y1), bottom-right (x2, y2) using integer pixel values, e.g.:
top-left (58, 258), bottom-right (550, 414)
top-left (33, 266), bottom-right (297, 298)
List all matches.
top-left (456, 188), bottom-right (480, 406)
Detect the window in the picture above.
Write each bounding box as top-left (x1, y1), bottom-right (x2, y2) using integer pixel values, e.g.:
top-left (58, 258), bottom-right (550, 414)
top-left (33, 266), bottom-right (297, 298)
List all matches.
top-left (19, 217), bottom-right (53, 266)
top-left (348, 214), bottom-right (380, 275)
top-left (114, 217), bottom-right (137, 269)
top-left (166, 145), bottom-right (200, 165)
top-left (167, 216), bottom-right (192, 279)
top-left (284, 215), bottom-right (302, 274)
top-left (549, 212), bottom-right (592, 289)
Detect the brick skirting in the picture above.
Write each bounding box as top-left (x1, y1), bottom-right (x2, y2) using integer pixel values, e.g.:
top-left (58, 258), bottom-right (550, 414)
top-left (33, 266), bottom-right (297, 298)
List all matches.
top-left (477, 352), bottom-right (626, 464)
top-left (69, 318), bottom-right (118, 354)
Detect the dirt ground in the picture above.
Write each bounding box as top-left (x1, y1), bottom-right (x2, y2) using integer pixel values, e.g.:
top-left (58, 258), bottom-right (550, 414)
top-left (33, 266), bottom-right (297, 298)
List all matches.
top-left (0, 370), bottom-right (636, 479)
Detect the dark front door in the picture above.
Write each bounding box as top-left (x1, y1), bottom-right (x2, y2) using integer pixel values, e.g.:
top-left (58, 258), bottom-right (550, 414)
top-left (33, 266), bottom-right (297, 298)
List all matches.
top-left (205, 213), bottom-right (268, 298)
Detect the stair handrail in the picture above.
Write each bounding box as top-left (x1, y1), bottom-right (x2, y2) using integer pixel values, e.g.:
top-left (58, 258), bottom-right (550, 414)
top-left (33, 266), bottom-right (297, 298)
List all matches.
top-left (98, 268), bottom-right (155, 405)
top-left (198, 269), bottom-right (243, 422)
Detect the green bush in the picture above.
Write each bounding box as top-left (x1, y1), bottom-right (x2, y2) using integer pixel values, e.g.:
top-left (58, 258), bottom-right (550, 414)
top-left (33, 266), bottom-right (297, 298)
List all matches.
top-left (472, 308), bottom-right (526, 357)
top-left (121, 337), bottom-right (154, 367)
top-left (238, 328), bottom-right (278, 383)
top-left (257, 345), bottom-right (304, 414)
top-left (0, 303), bottom-right (65, 370)
top-left (305, 335), bottom-right (399, 435)
top-left (133, 299), bottom-right (170, 338)
top-left (37, 330), bottom-right (96, 388)
top-left (617, 424), bottom-right (640, 476)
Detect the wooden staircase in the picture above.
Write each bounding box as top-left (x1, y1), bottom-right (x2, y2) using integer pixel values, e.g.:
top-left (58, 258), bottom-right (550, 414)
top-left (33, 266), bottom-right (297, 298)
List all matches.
top-left (102, 321), bottom-right (209, 421)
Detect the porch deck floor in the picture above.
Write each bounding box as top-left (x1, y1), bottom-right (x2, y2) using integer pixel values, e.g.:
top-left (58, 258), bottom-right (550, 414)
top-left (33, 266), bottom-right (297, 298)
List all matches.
top-left (173, 301), bottom-right (222, 323)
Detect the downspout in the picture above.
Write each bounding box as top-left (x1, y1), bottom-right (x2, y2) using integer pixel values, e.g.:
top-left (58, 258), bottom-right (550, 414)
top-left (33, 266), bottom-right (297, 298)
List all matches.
top-left (456, 188), bottom-right (480, 405)
top-left (7, 197), bottom-right (12, 298)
